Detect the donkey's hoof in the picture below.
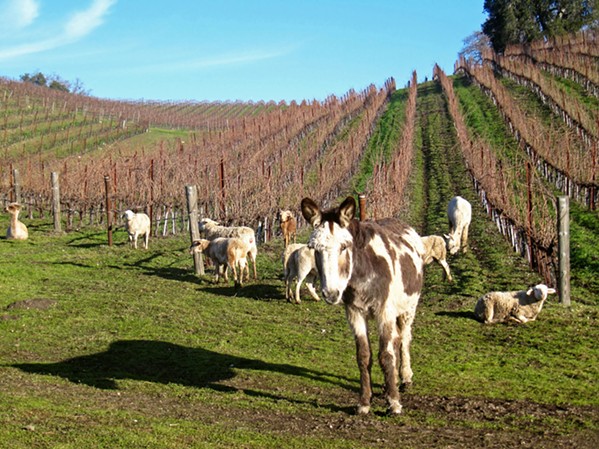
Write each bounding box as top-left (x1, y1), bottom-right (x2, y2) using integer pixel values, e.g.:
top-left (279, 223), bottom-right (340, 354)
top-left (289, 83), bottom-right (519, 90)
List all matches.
top-left (387, 400), bottom-right (403, 415)
top-left (356, 405), bottom-right (370, 415)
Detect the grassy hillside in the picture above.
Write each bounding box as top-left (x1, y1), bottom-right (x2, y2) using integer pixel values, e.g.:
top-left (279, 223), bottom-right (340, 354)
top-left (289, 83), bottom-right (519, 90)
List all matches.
top-left (0, 79), bottom-right (597, 449)
top-left (1, 30), bottom-right (598, 448)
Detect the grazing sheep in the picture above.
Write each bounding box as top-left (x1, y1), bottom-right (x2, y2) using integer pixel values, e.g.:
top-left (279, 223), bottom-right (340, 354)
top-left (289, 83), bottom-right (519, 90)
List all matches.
top-left (278, 209), bottom-right (297, 247)
top-left (474, 284), bottom-right (557, 324)
top-left (199, 218), bottom-right (258, 279)
top-left (282, 243), bottom-right (320, 304)
top-left (5, 202), bottom-right (28, 240)
top-left (421, 235), bottom-right (453, 282)
top-left (190, 237), bottom-right (249, 287)
top-left (122, 210), bottom-right (151, 249)
top-left (444, 196), bottom-right (472, 255)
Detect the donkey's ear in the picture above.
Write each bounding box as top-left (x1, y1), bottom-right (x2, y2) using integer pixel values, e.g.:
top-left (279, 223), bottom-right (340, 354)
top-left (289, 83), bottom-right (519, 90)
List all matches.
top-left (301, 198), bottom-right (322, 228)
top-left (338, 196), bottom-right (356, 227)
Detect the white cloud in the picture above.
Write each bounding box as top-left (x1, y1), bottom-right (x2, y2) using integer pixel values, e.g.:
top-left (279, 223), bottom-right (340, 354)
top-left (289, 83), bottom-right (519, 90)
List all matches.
top-left (0, 0), bottom-right (116, 61)
top-left (119, 45), bottom-right (298, 76)
top-left (64, 0), bottom-right (116, 40)
top-left (0, 0), bottom-right (39, 29)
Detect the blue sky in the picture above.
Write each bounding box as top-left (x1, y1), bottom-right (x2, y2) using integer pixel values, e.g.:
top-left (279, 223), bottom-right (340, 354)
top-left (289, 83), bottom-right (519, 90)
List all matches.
top-left (0, 0), bottom-right (487, 103)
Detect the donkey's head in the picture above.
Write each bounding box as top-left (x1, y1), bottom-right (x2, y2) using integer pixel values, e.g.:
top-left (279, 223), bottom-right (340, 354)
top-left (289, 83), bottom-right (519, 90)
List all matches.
top-left (301, 196), bottom-right (356, 305)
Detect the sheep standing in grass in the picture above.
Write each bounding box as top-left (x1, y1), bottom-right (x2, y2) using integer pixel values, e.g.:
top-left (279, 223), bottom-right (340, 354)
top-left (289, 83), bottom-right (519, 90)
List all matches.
top-left (278, 209), bottom-right (297, 247)
top-left (421, 235), bottom-right (453, 282)
top-left (282, 243), bottom-right (320, 304)
top-left (444, 196), bottom-right (472, 255)
top-left (474, 284), bottom-right (557, 324)
top-left (5, 203), bottom-right (28, 240)
top-left (122, 210), bottom-right (151, 249)
top-left (199, 218), bottom-right (258, 280)
top-left (190, 238), bottom-right (249, 287)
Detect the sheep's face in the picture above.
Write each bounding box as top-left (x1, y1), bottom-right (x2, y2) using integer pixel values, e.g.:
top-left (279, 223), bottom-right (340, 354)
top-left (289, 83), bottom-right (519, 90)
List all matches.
top-left (123, 210), bottom-right (134, 220)
top-left (444, 234), bottom-right (459, 255)
top-left (527, 284), bottom-right (557, 301)
top-left (189, 239), bottom-right (210, 255)
top-left (279, 210), bottom-right (293, 222)
top-left (199, 218), bottom-right (219, 231)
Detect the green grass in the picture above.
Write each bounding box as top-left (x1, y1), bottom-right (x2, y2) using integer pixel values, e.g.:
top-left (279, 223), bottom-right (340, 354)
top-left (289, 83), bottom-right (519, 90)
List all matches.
top-left (352, 88), bottom-right (409, 194)
top-left (0, 219), bottom-right (597, 448)
top-left (0, 80), bottom-right (597, 448)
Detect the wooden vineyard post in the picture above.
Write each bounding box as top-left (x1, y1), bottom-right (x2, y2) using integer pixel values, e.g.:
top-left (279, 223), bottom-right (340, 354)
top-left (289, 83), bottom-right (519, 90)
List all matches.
top-left (51, 172), bottom-right (61, 233)
top-left (526, 162), bottom-right (533, 269)
top-left (12, 168), bottom-right (21, 204)
top-left (557, 196), bottom-right (571, 306)
top-left (186, 185), bottom-right (204, 275)
top-left (219, 158), bottom-right (226, 218)
top-left (104, 175), bottom-right (113, 246)
top-left (358, 194), bottom-right (366, 221)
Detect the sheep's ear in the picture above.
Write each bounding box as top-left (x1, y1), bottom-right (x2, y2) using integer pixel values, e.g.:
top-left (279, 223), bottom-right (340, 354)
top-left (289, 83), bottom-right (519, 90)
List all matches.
top-left (547, 288), bottom-right (557, 295)
top-left (301, 198), bottom-right (322, 228)
top-left (338, 197), bottom-right (356, 228)
top-left (526, 288), bottom-right (534, 296)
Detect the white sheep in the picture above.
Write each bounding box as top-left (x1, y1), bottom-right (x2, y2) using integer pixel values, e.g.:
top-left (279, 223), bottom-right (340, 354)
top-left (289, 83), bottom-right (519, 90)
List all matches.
top-left (421, 235), bottom-right (453, 282)
top-left (282, 243), bottom-right (320, 304)
top-left (190, 237), bottom-right (249, 287)
top-left (199, 218), bottom-right (258, 279)
top-left (5, 202), bottom-right (28, 240)
top-left (474, 283), bottom-right (557, 324)
top-left (444, 196), bottom-right (472, 255)
top-left (122, 210), bottom-right (151, 249)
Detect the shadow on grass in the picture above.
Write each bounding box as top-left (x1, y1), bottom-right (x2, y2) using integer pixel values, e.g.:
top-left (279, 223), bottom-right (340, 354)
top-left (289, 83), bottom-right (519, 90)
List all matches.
top-left (65, 231), bottom-right (122, 248)
top-left (435, 310), bottom-right (478, 321)
top-left (11, 339), bottom-right (355, 413)
top-left (200, 282), bottom-right (284, 301)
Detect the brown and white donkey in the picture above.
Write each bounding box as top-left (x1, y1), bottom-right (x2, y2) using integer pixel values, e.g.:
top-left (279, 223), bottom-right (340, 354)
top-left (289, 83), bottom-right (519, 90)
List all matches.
top-left (301, 196), bottom-right (424, 415)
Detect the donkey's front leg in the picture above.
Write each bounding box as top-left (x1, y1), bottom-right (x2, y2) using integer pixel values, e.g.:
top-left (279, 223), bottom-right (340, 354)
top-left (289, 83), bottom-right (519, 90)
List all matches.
top-left (348, 309), bottom-right (372, 414)
top-left (354, 333), bottom-right (373, 414)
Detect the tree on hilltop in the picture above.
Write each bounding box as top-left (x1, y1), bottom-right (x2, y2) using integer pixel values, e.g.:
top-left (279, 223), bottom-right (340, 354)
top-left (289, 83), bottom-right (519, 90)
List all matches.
top-left (20, 71), bottom-right (89, 95)
top-left (459, 31), bottom-right (492, 63)
top-left (482, 0), bottom-right (598, 53)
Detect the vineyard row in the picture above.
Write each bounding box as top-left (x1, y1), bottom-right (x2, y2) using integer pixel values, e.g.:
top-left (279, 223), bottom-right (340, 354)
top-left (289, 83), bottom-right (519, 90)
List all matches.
top-left (455, 59), bottom-right (597, 209)
top-left (435, 65), bottom-right (557, 285)
top-left (1, 81), bottom-right (397, 229)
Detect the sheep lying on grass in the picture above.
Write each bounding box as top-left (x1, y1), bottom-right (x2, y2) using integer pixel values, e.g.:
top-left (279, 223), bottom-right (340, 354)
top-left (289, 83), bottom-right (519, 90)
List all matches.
top-left (474, 283), bottom-right (557, 324)
top-left (421, 235), bottom-right (453, 282)
top-left (199, 218), bottom-right (258, 279)
top-left (282, 243), bottom-right (320, 304)
top-left (122, 210), bottom-right (151, 249)
top-left (5, 203), bottom-right (28, 240)
top-left (190, 237), bottom-right (250, 287)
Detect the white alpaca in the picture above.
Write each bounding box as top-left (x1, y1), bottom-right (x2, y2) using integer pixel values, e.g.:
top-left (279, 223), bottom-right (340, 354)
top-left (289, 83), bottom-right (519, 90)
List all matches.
top-left (5, 203), bottom-right (28, 240)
